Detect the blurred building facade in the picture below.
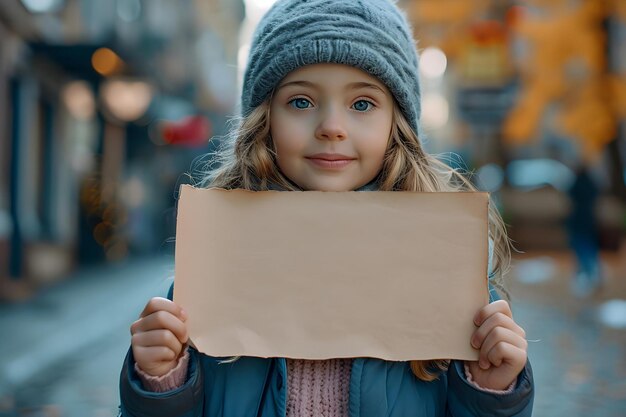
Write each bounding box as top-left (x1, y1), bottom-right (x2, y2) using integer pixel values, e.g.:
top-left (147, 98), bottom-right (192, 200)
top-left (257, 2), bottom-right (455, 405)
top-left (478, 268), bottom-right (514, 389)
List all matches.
top-left (0, 0), bottom-right (244, 298)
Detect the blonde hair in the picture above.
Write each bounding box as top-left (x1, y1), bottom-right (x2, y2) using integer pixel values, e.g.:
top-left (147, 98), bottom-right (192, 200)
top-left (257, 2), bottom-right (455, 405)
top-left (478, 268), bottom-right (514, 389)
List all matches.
top-left (195, 98), bottom-right (511, 382)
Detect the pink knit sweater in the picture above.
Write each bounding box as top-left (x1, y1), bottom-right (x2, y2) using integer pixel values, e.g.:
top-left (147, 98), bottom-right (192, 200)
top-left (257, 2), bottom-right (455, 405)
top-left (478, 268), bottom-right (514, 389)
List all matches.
top-left (286, 358), bottom-right (352, 417)
top-left (136, 351), bottom-right (515, 416)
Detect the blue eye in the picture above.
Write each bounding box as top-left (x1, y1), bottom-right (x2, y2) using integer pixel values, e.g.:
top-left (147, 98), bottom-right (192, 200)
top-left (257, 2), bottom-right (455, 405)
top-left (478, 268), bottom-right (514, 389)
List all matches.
top-left (353, 100), bottom-right (373, 112)
top-left (289, 98), bottom-right (312, 109)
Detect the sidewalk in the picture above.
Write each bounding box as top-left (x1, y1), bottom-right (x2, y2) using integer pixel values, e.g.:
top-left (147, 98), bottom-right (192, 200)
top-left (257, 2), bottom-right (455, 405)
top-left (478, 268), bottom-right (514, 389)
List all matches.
top-left (509, 249), bottom-right (626, 417)
top-left (0, 256), bottom-right (175, 416)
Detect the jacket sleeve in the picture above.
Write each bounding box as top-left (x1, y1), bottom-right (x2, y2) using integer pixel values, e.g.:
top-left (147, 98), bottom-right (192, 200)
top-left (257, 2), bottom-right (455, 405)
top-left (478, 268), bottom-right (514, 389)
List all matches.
top-left (118, 283), bottom-right (205, 417)
top-left (445, 359), bottom-right (534, 417)
top-left (119, 346), bottom-right (205, 417)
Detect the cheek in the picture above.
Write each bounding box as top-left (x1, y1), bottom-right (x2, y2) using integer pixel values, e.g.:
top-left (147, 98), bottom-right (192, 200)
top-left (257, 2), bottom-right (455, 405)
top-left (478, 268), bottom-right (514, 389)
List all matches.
top-left (355, 118), bottom-right (391, 160)
top-left (270, 118), bottom-right (302, 168)
top-left (271, 112), bottom-right (309, 155)
top-left (368, 141), bottom-right (389, 169)
top-left (272, 129), bottom-right (299, 160)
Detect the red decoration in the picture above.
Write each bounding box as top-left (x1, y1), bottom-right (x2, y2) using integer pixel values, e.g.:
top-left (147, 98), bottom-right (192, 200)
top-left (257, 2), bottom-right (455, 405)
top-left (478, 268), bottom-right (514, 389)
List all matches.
top-left (161, 115), bottom-right (212, 147)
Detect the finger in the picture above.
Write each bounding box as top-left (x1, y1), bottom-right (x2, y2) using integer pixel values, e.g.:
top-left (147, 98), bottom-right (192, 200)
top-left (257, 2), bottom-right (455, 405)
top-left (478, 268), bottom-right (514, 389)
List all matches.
top-left (471, 312), bottom-right (525, 349)
top-left (473, 300), bottom-right (512, 327)
top-left (486, 341), bottom-right (527, 369)
top-left (131, 311), bottom-right (188, 344)
top-left (131, 309), bottom-right (177, 336)
top-left (481, 326), bottom-right (528, 353)
top-left (478, 327), bottom-right (527, 369)
top-left (133, 344), bottom-right (178, 365)
top-left (132, 329), bottom-right (184, 356)
top-left (140, 297), bottom-right (187, 321)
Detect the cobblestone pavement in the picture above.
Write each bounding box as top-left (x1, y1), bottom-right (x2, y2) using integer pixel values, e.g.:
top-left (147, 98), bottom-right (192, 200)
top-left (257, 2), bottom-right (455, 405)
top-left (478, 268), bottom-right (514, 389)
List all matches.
top-left (0, 250), bottom-right (625, 417)
top-left (508, 249), bottom-right (626, 417)
top-left (0, 256), bottom-right (175, 417)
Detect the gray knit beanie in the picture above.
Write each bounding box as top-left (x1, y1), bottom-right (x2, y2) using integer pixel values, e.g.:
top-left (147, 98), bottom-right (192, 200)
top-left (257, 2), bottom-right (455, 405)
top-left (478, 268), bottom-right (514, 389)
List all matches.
top-left (241, 0), bottom-right (422, 137)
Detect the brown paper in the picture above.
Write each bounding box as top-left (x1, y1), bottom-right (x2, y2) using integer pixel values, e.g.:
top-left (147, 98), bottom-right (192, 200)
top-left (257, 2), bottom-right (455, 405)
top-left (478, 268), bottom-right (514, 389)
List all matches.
top-left (174, 185), bottom-right (489, 361)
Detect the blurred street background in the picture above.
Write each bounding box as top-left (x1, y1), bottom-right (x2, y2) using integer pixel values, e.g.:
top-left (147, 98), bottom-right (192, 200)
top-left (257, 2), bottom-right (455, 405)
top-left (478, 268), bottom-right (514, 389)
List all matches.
top-left (0, 0), bottom-right (625, 416)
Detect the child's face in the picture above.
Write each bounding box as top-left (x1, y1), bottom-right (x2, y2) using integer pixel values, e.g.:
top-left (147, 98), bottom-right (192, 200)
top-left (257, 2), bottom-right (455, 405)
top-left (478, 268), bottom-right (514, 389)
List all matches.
top-left (270, 63), bottom-right (393, 191)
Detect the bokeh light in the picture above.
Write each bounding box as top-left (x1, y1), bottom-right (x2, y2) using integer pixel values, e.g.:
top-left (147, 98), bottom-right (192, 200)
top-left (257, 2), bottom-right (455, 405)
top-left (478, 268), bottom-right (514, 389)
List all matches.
top-left (476, 163), bottom-right (505, 192)
top-left (421, 93), bottom-right (449, 129)
top-left (20, 0), bottom-right (63, 13)
top-left (100, 79), bottom-right (153, 122)
top-left (91, 48), bottom-right (124, 77)
top-left (420, 47), bottom-right (448, 78)
top-left (61, 81), bottom-right (95, 120)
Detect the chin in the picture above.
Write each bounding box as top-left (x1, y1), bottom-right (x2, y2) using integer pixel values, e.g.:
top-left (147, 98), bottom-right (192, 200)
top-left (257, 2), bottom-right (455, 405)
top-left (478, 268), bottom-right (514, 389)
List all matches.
top-left (306, 181), bottom-right (358, 192)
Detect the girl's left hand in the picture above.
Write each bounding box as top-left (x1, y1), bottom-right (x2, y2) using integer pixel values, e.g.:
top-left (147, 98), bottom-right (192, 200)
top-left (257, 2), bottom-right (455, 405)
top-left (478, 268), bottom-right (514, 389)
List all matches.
top-left (467, 300), bottom-right (528, 391)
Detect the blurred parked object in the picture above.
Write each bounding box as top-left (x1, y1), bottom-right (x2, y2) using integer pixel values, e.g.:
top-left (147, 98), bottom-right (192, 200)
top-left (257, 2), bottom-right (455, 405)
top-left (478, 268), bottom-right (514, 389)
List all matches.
top-left (500, 157), bottom-right (624, 252)
top-left (501, 158), bottom-right (574, 250)
top-left (501, 185), bottom-right (571, 250)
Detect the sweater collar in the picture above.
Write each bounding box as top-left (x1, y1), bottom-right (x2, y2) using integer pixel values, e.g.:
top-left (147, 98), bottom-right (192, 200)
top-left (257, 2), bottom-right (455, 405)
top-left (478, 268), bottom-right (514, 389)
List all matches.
top-left (267, 179), bottom-right (379, 192)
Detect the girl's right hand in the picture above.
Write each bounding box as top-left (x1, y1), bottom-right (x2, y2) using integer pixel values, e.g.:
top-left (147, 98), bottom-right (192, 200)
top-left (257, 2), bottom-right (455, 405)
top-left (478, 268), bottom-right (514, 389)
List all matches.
top-left (130, 297), bottom-right (189, 377)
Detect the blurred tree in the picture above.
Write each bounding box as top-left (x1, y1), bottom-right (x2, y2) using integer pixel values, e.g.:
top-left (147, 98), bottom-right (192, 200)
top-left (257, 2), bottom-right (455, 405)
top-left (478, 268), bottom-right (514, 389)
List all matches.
top-left (502, 0), bottom-right (619, 159)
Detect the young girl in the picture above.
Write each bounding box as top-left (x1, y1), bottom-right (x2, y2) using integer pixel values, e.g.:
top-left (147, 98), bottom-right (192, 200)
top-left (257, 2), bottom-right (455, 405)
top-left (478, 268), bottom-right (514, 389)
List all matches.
top-left (120, 0), bottom-right (534, 415)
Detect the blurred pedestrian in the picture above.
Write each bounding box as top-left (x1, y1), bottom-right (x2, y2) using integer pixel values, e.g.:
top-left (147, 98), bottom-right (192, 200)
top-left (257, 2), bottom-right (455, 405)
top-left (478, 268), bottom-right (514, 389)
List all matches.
top-left (566, 165), bottom-right (603, 297)
top-left (118, 0), bottom-right (534, 415)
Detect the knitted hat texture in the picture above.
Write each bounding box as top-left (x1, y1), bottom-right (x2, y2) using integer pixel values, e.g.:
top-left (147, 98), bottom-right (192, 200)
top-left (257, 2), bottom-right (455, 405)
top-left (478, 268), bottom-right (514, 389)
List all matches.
top-left (241, 0), bottom-right (422, 137)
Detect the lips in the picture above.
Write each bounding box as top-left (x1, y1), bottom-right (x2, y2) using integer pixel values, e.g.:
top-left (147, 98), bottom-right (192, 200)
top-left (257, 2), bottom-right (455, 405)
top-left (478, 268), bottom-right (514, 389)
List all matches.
top-left (305, 153), bottom-right (356, 169)
top-left (306, 153), bottom-right (356, 161)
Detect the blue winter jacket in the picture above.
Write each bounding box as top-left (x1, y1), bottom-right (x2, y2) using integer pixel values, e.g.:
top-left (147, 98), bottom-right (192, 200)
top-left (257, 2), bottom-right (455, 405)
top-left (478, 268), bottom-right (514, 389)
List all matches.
top-left (119, 285), bottom-right (535, 417)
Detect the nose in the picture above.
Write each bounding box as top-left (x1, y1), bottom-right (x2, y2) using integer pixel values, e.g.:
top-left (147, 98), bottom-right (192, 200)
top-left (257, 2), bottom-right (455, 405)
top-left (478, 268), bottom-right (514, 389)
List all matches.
top-left (314, 107), bottom-right (347, 141)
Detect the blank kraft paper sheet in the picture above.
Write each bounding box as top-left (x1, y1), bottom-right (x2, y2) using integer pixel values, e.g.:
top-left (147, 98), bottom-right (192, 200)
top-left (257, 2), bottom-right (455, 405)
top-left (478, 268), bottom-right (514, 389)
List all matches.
top-left (174, 186), bottom-right (489, 361)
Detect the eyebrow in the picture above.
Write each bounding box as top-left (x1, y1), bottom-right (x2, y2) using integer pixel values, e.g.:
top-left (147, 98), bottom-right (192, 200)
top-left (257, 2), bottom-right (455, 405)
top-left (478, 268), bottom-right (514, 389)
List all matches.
top-left (277, 80), bottom-right (387, 94)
